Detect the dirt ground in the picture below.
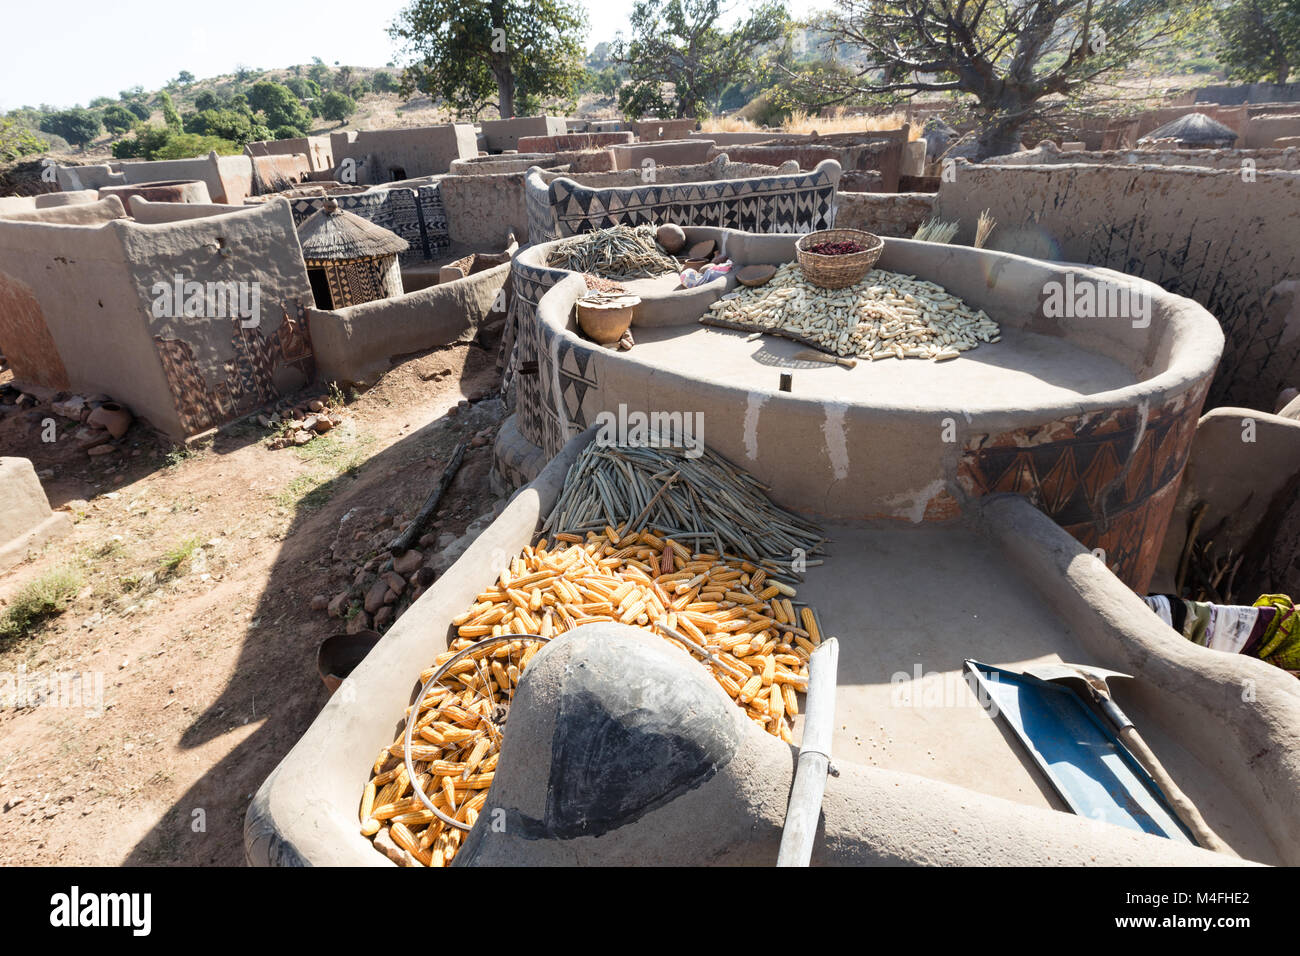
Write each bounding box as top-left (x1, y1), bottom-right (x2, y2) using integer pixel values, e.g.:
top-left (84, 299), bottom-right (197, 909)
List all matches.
top-left (0, 342), bottom-right (507, 865)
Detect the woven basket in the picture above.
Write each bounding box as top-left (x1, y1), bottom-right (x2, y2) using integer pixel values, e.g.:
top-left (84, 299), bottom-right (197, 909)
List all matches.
top-left (795, 229), bottom-right (884, 289)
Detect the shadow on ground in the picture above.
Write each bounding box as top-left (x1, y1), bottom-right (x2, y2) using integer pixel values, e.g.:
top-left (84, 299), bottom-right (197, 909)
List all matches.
top-left (121, 347), bottom-right (504, 864)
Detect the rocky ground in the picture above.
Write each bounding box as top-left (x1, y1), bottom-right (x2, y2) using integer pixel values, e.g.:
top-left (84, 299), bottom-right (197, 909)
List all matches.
top-left (0, 342), bottom-right (510, 865)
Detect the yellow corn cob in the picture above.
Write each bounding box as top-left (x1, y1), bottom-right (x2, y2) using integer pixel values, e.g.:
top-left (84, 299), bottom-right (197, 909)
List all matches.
top-left (769, 682), bottom-right (785, 720)
top-left (801, 607), bottom-right (821, 644)
top-left (359, 780), bottom-right (377, 823)
top-left (783, 683), bottom-right (799, 717)
top-left (462, 737), bottom-right (491, 776)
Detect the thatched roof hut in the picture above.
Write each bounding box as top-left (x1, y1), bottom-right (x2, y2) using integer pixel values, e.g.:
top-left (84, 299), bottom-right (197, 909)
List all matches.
top-left (1138, 112), bottom-right (1239, 149)
top-left (297, 199), bottom-right (409, 309)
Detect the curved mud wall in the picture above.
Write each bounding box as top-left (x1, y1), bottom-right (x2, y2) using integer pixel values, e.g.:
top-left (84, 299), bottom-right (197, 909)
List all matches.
top-left (245, 433), bottom-right (1299, 865)
top-left (506, 230), bottom-right (1220, 591)
top-left (933, 160), bottom-right (1300, 411)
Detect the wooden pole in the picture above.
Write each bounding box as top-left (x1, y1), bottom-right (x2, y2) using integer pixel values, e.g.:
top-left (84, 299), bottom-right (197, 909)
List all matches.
top-left (388, 439), bottom-right (468, 555)
top-left (777, 637), bottom-right (839, 867)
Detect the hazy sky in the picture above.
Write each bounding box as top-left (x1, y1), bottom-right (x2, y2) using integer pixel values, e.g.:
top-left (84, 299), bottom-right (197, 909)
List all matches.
top-left (0, 0), bottom-right (682, 111)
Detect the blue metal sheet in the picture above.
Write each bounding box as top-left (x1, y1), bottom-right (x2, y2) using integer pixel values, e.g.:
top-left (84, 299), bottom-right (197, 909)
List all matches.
top-left (965, 660), bottom-right (1193, 844)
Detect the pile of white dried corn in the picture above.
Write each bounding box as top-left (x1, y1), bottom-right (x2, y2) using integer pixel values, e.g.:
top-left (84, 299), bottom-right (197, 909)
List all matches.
top-left (705, 263), bottom-right (1001, 361)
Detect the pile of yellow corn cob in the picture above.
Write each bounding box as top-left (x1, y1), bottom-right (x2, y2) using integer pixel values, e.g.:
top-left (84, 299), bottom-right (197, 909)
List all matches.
top-left (360, 525), bottom-right (826, 866)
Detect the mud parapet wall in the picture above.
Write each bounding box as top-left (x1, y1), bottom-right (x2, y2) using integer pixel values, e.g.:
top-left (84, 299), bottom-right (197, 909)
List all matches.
top-left (934, 161), bottom-right (1300, 410)
top-left (331, 125), bottom-right (478, 184)
top-left (835, 192), bottom-right (936, 238)
top-left (308, 262), bottom-right (508, 385)
top-left (0, 200), bottom-right (314, 440)
top-left (987, 142), bottom-right (1300, 170)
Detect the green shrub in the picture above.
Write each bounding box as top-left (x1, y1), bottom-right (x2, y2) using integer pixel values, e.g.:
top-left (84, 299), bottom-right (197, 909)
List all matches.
top-left (0, 567), bottom-right (82, 648)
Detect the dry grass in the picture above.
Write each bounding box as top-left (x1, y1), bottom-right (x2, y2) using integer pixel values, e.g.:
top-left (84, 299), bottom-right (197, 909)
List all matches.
top-left (0, 566), bottom-right (83, 648)
top-left (701, 106), bottom-right (921, 140)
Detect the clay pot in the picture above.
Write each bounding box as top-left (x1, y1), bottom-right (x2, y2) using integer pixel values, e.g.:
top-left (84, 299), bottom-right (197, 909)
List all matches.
top-left (317, 630), bottom-right (381, 694)
top-left (656, 223), bottom-right (687, 254)
top-left (87, 401), bottom-right (132, 439)
top-left (576, 294), bottom-right (640, 345)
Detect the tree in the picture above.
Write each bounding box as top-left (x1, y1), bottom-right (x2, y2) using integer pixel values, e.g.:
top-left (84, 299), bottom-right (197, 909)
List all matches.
top-left (0, 115), bottom-right (45, 162)
top-left (614, 0), bottom-right (789, 120)
top-left (389, 0), bottom-right (588, 119)
top-left (308, 62), bottom-right (333, 90)
top-left (1216, 0), bottom-right (1300, 84)
top-left (284, 76), bottom-right (322, 101)
top-left (159, 90), bottom-right (182, 131)
top-left (101, 104), bottom-right (137, 136)
top-left (112, 125), bottom-right (239, 160)
top-left (194, 90), bottom-right (222, 112)
top-left (247, 81), bottom-right (312, 134)
top-left (372, 69), bottom-right (398, 93)
top-left (39, 108), bottom-right (101, 148)
top-left (319, 90), bottom-right (357, 124)
top-left (787, 0), bottom-right (1206, 158)
top-left (184, 108), bottom-right (270, 145)
top-left (176, 70), bottom-right (196, 86)
top-left (126, 101), bottom-right (151, 122)
top-left (335, 66), bottom-right (359, 97)
top-left (151, 132), bottom-right (240, 160)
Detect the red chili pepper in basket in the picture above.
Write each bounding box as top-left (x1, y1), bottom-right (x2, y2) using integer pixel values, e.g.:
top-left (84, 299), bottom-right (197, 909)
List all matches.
top-left (808, 240), bottom-right (866, 255)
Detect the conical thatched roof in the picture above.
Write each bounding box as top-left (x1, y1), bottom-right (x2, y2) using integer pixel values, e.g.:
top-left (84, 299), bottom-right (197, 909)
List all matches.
top-left (297, 199), bottom-right (408, 260)
top-left (1139, 112), bottom-right (1238, 146)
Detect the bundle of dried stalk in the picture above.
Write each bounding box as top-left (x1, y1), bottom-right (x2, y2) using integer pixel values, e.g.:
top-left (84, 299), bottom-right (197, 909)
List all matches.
top-left (548, 224), bottom-right (681, 279)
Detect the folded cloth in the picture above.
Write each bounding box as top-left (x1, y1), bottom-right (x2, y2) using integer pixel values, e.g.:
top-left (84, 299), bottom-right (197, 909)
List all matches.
top-left (1253, 594), bottom-right (1300, 669)
top-left (1207, 604), bottom-right (1259, 655)
top-left (1183, 600), bottom-right (1213, 645)
top-left (1144, 595), bottom-right (1174, 628)
top-left (1170, 595), bottom-right (1188, 633)
top-left (1241, 605), bottom-right (1275, 658)
top-left (679, 260), bottom-right (733, 288)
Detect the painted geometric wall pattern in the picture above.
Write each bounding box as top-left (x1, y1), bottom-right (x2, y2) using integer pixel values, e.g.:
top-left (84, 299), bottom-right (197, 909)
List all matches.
top-left (502, 256), bottom-right (571, 455)
top-left (287, 183), bottom-right (448, 264)
top-left (154, 302), bottom-right (315, 436)
top-left (524, 162), bottom-right (842, 244)
top-left (957, 382), bottom-right (1208, 591)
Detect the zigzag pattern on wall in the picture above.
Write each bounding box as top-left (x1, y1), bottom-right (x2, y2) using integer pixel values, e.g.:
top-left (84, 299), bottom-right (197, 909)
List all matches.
top-left (524, 161), bottom-right (842, 244)
top-left (287, 184), bottom-right (449, 265)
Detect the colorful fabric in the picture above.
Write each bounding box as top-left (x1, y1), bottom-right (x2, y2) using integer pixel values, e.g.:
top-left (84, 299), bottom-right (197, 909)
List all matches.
top-left (1240, 606), bottom-right (1275, 658)
top-left (1144, 595), bottom-right (1270, 658)
top-left (1252, 595), bottom-right (1300, 669)
top-left (1182, 600), bottom-right (1213, 645)
top-left (679, 260), bottom-right (733, 288)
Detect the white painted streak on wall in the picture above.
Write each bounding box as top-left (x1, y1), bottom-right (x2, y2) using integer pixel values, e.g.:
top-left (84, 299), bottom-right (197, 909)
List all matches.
top-left (886, 478), bottom-right (948, 523)
top-left (743, 392), bottom-right (768, 462)
top-left (822, 402), bottom-right (849, 480)
top-left (549, 331), bottom-right (569, 441)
